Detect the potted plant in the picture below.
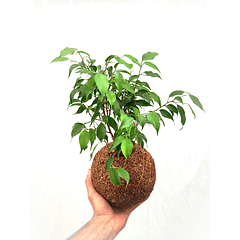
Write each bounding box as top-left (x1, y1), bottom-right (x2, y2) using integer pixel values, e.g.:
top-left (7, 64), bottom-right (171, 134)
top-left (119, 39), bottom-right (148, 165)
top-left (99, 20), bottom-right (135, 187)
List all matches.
top-left (51, 47), bottom-right (204, 209)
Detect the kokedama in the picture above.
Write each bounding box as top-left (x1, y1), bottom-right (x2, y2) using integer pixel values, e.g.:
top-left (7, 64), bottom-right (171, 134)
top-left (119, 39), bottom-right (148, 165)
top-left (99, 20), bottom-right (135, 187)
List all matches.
top-left (51, 47), bottom-right (204, 209)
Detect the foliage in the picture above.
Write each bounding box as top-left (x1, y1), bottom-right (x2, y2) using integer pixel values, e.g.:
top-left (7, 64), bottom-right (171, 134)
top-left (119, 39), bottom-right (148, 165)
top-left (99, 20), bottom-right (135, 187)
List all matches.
top-left (51, 47), bottom-right (204, 186)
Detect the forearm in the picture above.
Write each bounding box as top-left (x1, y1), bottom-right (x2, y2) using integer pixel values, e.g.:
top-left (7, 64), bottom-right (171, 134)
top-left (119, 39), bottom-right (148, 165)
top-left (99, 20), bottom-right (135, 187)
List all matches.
top-left (68, 216), bottom-right (118, 240)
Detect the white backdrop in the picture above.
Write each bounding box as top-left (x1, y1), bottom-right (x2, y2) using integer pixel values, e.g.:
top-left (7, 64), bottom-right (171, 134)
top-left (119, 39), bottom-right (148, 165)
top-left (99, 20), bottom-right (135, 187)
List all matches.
top-left (5, 0), bottom-right (239, 239)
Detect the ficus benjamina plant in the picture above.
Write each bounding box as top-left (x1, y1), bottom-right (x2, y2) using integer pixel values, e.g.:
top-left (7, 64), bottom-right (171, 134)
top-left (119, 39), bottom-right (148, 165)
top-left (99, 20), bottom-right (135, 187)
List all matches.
top-left (51, 47), bottom-right (204, 186)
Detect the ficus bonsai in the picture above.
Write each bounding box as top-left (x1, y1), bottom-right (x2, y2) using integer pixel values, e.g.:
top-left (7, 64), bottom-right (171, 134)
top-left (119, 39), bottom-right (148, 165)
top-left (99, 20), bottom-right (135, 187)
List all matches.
top-left (51, 47), bottom-right (204, 188)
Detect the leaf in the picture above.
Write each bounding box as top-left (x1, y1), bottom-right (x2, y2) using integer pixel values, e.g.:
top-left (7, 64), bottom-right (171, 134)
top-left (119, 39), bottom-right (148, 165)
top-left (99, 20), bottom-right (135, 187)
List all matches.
top-left (175, 96), bottom-right (183, 103)
top-left (149, 92), bottom-right (161, 107)
top-left (105, 157), bottom-right (114, 172)
top-left (95, 73), bottom-right (109, 95)
top-left (144, 71), bottom-right (161, 79)
top-left (166, 104), bottom-right (178, 115)
top-left (106, 90), bottom-right (116, 107)
top-left (134, 99), bottom-right (152, 107)
top-left (74, 105), bottom-right (86, 114)
top-left (169, 90), bottom-right (185, 98)
top-left (105, 55), bottom-right (116, 62)
top-left (114, 56), bottom-right (133, 69)
top-left (142, 52), bottom-right (158, 61)
top-left (60, 47), bottom-right (77, 57)
top-left (186, 103), bottom-right (196, 119)
top-left (138, 114), bottom-right (148, 129)
top-left (147, 112), bottom-right (160, 134)
top-left (136, 131), bottom-right (147, 148)
top-left (160, 109), bottom-right (173, 121)
top-left (102, 116), bottom-right (118, 131)
top-left (121, 137), bottom-right (133, 159)
top-left (123, 81), bottom-right (135, 94)
top-left (89, 128), bottom-right (96, 148)
top-left (130, 125), bottom-right (138, 140)
top-left (144, 61), bottom-right (161, 73)
top-left (118, 168), bottom-right (130, 186)
top-left (97, 123), bottom-right (106, 142)
top-left (79, 130), bottom-right (90, 153)
top-left (85, 76), bottom-right (95, 98)
top-left (177, 105), bottom-right (186, 129)
top-left (109, 168), bottom-right (121, 185)
top-left (115, 72), bottom-right (124, 93)
top-left (68, 64), bottom-right (79, 78)
top-left (78, 50), bottom-right (90, 57)
top-left (189, 94), bottom-right (204, 111)
top-left (120, 116), bottom-right (134, 130)
top-left (112, 100), bottom-right (121, 116)
top-left (51, 56), bottom-right (68, 63)
top-left (71, 123), bottom-right (85, 138)
top-left (108, 135), bottom-right (125, 153)
top-left (124, 54), bottom-right (141, 66)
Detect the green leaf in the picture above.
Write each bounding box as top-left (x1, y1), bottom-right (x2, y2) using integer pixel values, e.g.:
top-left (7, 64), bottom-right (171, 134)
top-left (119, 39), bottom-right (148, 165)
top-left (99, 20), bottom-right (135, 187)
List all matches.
top-left (106, 90), bottom-right (116, 107)
top-left (121, 137), bottom-right (133, 159)
top-left (120, 116), bottom-right (134, 130)
top-left (109, 168), bottom-right (121, 185)
top-left (78, 50), bottom-right (90, 57)
top-left (95, 73), bottom-right (109, 95)
top-left (51, 56), bottom-right (68, 63)
top-left (177, 105), bottom-right (186, 129)
top-left (166, 104), bottom-right (178, 115)
top-left (138, 114), bottom-right (148, 129)
top-left (147, 112), bottom-right (160, 134)
top-left (123, 81), bottom-right (135, 94)
top-left (186, 103), bottom-right (196, 119)
top-left (144, 61), bottom-right (161, 73)
top-left (89, 128), bottom-right (96, 148)
top-left (68, 64), bottom-right (79, 78)
top-left (169, 90), bottom-right (185, 98)
top-left (142, 52), bottom-right (158, 61)
top-left (175, 96), bottom-right (183, 103)
top-left (189, 94), bottom-right (204, 111)
top-left (124, 54), bottom-right (141, 66)
top-left (133, 107), bottom-right (140, 119)
top-left (109, 135), bottom-right (125, 153)
top-left (134, 99), bottom-right (152, 107)
top-left (114, 56), bottom-right (133, 69)
top-left (85, 76), bottom-right (95, 98)
top-left (71, 123), bottom-right (85, 138)
top-left (79, 130), bottom-right (90, 153)
top-left (118, 167), bottom-right (130, 186)
top-left (112, 100), bottom-right (121, 116)
top-left (74, 105), bottom-right (86, 114)
top-left (144, 71), bottom-right (161, 79)
top-left (115, 72), bottom-right (124, 93)
top-left (102, 116), bottom-right (118, 131)
top-left (149, 92), bottom-right (161, 107)
top-left (136, 131), bottom-right (147, 148)
top-left (130, 125), bottom-right (138, 140)
top-left (160, 109), bottom-right (173, 121)
top-left (105, 157), bottom-right (114, 172)
top-left (60, 47), bottom-right (77, 57)
top-left (105, 55), bottom-right (115, 62)
top-left (97, 123), bottom-right (106, 142)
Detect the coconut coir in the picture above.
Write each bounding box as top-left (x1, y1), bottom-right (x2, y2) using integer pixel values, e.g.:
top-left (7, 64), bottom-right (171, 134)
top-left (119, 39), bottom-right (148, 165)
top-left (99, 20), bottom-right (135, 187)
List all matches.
top-left (91, 142), bottom-right (156, 209)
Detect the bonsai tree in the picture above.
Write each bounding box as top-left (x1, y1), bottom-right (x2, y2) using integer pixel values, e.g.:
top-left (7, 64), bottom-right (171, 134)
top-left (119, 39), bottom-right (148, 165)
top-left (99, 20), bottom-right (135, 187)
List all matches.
top-left (51, 47), bottom-right (204, 208)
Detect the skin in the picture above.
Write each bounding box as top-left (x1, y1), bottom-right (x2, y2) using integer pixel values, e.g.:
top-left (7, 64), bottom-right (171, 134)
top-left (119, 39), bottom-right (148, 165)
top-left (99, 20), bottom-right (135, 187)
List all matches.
top-left (68, 169), bottom-right (148, 240)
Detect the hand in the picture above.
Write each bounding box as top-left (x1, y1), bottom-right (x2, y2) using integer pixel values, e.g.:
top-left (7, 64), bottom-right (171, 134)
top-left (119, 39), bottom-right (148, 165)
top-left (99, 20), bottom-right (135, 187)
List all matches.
top-left (85, 169), bottom-right (144, 235)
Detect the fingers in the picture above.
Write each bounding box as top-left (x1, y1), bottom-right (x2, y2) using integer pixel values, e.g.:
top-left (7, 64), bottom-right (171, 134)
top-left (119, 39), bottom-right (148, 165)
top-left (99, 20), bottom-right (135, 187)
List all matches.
top-left (85, 169), bottom-right (95, 201)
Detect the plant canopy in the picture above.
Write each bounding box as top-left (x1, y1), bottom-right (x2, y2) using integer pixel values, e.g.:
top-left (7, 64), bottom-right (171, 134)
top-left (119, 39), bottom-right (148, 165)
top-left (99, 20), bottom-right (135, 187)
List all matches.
top-left (51, 47), bottom-right (204, 185)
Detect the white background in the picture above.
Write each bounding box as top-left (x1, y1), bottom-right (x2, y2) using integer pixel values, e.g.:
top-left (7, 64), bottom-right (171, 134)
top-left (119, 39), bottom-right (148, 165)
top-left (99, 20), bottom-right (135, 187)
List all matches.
top-left (30, 0), bottom-right (210, 240)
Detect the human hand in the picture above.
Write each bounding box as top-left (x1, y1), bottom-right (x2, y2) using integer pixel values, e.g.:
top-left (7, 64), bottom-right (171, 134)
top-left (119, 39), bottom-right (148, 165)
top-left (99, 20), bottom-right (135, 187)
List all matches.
top-left (85, 169), bottom-right (144, 235)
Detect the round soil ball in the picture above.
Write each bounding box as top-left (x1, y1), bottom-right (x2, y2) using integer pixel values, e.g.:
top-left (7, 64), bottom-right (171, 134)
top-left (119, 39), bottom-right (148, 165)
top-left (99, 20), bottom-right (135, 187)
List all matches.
top-left (91, 142), bottom-right (156, 209)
